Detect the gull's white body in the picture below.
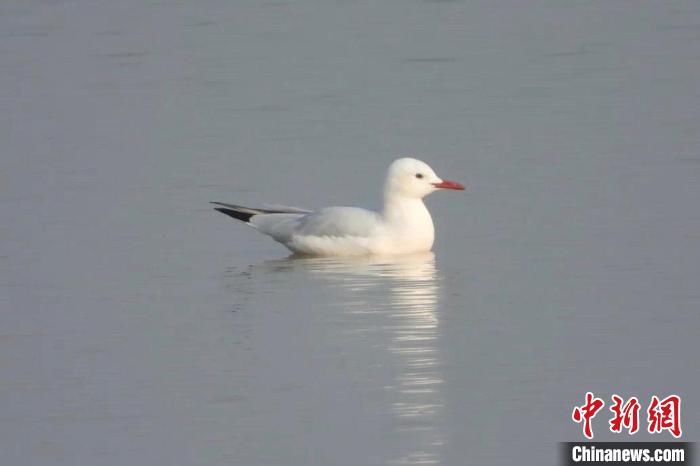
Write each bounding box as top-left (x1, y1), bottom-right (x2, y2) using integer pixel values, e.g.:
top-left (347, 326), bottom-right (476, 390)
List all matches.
top-left (213, 158), bottom-right (464, 256)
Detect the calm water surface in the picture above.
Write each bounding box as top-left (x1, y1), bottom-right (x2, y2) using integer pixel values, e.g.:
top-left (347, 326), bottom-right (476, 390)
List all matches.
top-left (1, 1), bottom-right (699, 465)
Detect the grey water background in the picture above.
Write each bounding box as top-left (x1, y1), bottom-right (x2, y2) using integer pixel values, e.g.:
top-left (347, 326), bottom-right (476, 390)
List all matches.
top-left (1, 0), bottom-right (699, 465)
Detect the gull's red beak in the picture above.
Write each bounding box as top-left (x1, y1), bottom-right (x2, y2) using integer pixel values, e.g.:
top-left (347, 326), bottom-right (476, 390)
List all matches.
top-left (432, 179), bottom-right (465, 190)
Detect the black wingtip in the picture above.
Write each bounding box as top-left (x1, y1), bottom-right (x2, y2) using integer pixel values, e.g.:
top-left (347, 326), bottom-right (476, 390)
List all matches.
top-left (213, 207), bottom-right (254, 223)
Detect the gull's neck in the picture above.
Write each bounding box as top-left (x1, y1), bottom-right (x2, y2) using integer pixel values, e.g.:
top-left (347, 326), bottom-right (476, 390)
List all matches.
top-left (378, 182), bottom-right (437, 252)
top-left (382, 191), bottom-right (433, 228)
top-left (381, 191), bottom-right (435, 252)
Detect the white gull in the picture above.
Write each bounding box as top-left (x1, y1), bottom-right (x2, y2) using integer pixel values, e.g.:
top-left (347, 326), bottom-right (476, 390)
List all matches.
top-left (212, 157), bottom-right (465, 256)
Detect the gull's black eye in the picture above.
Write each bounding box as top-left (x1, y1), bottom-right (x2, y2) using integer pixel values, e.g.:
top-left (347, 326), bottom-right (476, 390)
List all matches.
top-left (415, 173), bottom-right (424, 179)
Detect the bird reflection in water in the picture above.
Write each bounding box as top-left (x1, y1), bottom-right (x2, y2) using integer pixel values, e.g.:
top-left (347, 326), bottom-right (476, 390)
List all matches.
top-left (261, 252), bottom-right (445, 465)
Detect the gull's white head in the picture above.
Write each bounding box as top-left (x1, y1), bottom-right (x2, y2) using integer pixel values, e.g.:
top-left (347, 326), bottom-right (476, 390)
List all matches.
top-left (384, 157), bottom-right (465, 199)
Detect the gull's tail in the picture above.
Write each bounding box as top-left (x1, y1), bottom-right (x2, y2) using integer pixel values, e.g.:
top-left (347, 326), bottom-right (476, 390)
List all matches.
top-left (211, 202), bottom-right (310, 224)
